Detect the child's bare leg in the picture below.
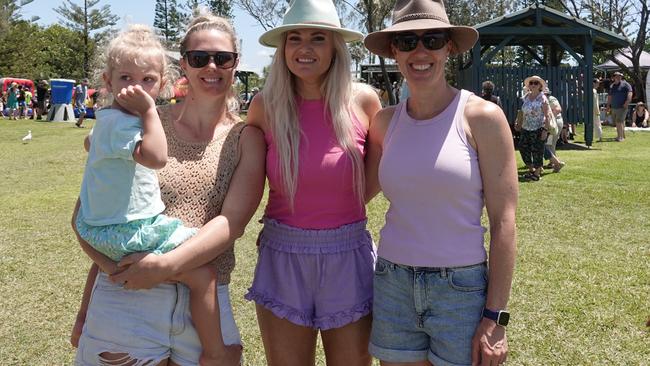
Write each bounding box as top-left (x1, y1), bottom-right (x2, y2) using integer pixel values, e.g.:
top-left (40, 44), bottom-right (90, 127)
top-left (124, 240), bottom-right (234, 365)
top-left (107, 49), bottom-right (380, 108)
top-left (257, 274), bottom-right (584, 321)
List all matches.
top-left (172, 265), bottom-right (241, 365)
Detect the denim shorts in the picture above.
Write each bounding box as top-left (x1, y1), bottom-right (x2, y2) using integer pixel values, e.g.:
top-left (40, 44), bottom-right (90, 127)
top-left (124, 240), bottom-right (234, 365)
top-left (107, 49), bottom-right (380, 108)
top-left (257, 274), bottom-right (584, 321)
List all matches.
top-left (369, 257), bottom-right (487, 366)
top-left (76, 272), bottom-right (241, 366)
top-left (245, 218), bottom-right (375, 330)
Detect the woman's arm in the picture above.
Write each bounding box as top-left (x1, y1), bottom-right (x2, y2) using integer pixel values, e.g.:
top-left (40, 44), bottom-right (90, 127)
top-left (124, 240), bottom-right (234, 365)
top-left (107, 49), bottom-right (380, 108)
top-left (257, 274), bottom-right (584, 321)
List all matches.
top-left (364, 107), bottom-right (394, 203)
top-left (542, 98), bottom-right (551, 130)
top-left (465, 97), bottom-right (518, 366)
top-left (70, 263), bottom-right (98, 348)
top-left (111, 126), bottom-right (266, 289)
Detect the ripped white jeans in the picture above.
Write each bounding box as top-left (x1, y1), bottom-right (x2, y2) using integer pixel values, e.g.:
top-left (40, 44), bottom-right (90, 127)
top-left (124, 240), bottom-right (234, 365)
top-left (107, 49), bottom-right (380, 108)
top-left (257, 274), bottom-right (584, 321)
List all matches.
top-left (75, 272), bottom-right (241, 366)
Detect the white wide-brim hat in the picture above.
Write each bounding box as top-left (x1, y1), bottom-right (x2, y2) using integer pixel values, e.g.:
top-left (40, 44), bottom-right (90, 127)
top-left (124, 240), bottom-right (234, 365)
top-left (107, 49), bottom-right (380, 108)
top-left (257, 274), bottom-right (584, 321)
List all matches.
top-left (259, 0), bottom-right (363, 48)
top-left (364, 0), bottom-right (478, 58)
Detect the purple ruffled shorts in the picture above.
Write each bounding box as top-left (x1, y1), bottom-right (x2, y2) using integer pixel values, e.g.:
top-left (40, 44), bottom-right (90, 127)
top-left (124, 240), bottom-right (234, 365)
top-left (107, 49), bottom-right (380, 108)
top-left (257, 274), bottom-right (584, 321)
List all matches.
top-left (245, 218), bottom-right (376, 330)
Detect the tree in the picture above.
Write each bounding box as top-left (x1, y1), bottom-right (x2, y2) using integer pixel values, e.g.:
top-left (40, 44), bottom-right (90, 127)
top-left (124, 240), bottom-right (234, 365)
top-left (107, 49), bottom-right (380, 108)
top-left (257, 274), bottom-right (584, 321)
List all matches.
top-left (235, 0), bottom-right (288, 31)
top-left (154, 0), bottom-right (183, 48)
top-left (584, 0), bottom-right (648, 103)
top-left (0, 21), bottom-right (85, 80)
top-left (183, 0), bottom-right (234, 20)
top-left (0, 0), bottom-right (36, 34)
top-left (54, 0), bottom-right (119, 78)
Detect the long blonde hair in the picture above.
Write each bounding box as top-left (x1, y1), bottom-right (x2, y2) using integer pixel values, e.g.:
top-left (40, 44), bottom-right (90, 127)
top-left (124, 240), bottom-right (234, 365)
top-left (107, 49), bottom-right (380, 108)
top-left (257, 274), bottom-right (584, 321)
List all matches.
top-left (262, 32), bottom-right (364, 208)
top-left (180, 11), bottom-right (241, 115)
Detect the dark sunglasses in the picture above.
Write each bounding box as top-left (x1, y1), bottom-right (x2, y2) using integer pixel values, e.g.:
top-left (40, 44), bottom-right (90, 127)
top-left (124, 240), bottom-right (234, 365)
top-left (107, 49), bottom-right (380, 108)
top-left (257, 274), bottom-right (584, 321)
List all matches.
top-left (529, 81), bottom-right (540, 85)
top-left (392, 31), bottom-right (449, 52)
top-left (183, 50), bottom-right (238, 69)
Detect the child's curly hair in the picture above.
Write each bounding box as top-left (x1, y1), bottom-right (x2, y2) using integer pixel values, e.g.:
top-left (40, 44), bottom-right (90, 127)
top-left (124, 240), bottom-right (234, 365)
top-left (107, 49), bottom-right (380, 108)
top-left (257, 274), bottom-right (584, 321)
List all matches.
top-left (93, 24), bottom-right (178, 105)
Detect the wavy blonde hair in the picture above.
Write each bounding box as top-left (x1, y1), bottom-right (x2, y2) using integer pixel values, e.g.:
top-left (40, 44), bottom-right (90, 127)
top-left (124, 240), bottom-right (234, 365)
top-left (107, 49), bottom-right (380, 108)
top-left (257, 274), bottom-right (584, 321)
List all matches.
top-left (94, 24), bottom-right (176, 105)
top-left (180, 11), bottom-right (241, 115)
top-left (262, 32), bottom-right (364, 208)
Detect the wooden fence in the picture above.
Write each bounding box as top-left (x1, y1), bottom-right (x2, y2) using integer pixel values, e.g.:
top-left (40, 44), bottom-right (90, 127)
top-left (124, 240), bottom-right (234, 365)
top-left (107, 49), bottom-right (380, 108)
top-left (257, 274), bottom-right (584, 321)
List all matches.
top-left (457, 66), bottom-right (586, 126)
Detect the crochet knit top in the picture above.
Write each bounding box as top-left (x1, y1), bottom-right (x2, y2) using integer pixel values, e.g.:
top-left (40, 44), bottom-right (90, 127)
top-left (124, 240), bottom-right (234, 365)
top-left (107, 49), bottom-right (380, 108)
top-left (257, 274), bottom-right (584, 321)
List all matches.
top-left (157, 105), bottom-right (245, 285)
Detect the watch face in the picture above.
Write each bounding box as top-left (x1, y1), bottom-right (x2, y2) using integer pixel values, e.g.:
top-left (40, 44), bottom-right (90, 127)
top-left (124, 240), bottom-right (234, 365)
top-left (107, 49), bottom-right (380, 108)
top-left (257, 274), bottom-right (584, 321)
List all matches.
top-left (498, 311), bottom-right (510, 326)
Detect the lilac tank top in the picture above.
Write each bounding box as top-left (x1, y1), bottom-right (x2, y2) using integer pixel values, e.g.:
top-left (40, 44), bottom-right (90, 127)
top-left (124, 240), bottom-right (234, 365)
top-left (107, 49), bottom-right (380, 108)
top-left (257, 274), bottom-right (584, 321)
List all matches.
top-left (265, 99), bottom-right (366, 229)
top-left (378, 90), bottom-right (487, 267)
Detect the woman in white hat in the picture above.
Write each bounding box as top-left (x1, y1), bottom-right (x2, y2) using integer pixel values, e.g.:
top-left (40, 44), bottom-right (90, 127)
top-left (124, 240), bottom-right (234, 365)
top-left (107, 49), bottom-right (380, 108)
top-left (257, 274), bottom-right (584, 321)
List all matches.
top-left (245, 0), bottom-right (381, 364)
top-left (364, 0), bottom-right (517, 365)
top-left (517, 75), bottom-right (553, 181)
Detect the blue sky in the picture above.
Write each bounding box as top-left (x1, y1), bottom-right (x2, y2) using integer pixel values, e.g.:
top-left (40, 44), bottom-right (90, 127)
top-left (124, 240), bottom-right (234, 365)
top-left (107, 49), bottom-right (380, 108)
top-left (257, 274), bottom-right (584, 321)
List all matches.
top-left (20, 0), bottom-right (276, 74)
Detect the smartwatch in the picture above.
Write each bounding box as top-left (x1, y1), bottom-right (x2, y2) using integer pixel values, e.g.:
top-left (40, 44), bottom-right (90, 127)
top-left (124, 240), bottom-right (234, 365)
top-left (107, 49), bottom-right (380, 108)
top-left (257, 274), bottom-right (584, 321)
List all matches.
top-left (483, 308), bottom-right (510, 327)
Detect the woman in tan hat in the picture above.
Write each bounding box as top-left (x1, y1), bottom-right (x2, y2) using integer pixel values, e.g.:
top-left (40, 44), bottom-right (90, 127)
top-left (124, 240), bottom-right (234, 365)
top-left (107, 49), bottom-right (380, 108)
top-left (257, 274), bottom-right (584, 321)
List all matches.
top-left (245, 0), bottom-right (381, 364)
top-left (365, 0), bottom-right (516, 365)
top-left (516, 75), bottom-right (553, 181)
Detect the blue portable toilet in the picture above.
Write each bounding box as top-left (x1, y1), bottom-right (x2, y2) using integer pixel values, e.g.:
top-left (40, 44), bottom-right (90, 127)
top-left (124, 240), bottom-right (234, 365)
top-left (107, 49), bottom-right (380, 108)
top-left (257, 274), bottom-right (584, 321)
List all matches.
top-left (48, 78), bottom-right (76, 122)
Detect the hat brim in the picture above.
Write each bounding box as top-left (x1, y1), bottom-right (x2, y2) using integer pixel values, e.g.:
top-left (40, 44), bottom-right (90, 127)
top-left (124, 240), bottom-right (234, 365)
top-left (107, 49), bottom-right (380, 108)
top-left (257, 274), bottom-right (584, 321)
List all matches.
top-left (259, 24), bottom-right (363, 48)
top-left (523, 76), bottom-right (546, 91)
top-left (364, 19), bottom-right (478, 58)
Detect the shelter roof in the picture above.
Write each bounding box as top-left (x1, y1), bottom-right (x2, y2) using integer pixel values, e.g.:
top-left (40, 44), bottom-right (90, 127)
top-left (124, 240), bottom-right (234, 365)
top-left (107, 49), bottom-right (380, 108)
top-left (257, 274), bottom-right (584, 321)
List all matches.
top-left (596, 49), bottom-right (650, 70)
top-left (474, 5), bottom-right (628, 53)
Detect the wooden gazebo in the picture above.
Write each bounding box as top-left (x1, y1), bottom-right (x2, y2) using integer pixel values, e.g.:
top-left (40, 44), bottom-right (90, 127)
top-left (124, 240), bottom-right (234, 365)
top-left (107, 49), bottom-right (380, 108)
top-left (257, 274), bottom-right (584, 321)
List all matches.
top-left (457, 4), bottom-right (628, 146)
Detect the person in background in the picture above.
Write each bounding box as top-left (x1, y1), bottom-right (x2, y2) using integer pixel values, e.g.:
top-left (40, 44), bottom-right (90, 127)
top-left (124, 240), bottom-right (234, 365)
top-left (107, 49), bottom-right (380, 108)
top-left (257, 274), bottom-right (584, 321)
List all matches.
top-left (35, 80), bottom-right (49, 120)
top-left (399, 78), bottom-right (410, 101)
top-left (17, 85), bottom-right (26, 119)
top-left (515, 75), bottom-right (551, 181)
top-left (481, 80), bottom-right (503, 108)
top-left (245, 0), bottom-right (382, 364)
top-left (24, 87), bottom-right (33, 119)
top-left (6, 83), bottom-right (18, 120)
top-left (0, 91), bottom-right (5, 118)
top-left (592, 78), bottom-right (603, 142)
top-left (543, 87), bottom-right (565, 173)
top-left (632, 102), bottom-right (649, 128)
top-left (364, 0), bottom-right (517, 365)
top-left (75, 78), bottom-right (90, 128)
top-left (606, 71), bottom-right (633, 141)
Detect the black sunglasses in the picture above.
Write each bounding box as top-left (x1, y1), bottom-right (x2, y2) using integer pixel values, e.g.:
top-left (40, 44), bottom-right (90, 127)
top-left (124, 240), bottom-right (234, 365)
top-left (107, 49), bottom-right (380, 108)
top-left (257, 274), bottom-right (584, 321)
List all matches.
top-left (183, 50), bottom-right (238, 69)
top-left (392, 31), bottom-right (449, 52)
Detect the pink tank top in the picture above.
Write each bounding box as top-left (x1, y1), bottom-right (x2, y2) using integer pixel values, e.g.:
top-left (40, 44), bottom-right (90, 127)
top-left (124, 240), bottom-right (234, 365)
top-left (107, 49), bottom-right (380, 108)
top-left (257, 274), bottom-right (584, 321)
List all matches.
top-left (378, 90), bottom-right (487, 267)
top-left (265, 99), bottom-right (366, 229)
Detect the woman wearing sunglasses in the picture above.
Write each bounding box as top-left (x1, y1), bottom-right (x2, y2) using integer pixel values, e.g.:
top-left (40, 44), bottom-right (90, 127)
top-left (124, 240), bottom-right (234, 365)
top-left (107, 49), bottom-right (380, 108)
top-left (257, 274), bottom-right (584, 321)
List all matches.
top-left (71, 12), bottom-right (265, 365)
top-left (244, 0), bottom-right (381, 364)
top-left (517, 75), bottom-right (553, 181)
top-left (364, 0), bottom-right (517, 365)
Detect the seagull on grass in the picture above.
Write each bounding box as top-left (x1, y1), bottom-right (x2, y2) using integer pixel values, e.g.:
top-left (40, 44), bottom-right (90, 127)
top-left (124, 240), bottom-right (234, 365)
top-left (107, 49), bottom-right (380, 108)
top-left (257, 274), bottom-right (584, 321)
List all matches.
top-left (22, 130), bottom-right (32, 143)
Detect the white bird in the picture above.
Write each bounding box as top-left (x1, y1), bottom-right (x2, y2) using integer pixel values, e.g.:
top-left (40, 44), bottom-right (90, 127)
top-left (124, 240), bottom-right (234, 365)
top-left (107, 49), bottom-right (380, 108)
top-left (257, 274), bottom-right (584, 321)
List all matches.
top-left (22, 130), bottom-right (32, 143)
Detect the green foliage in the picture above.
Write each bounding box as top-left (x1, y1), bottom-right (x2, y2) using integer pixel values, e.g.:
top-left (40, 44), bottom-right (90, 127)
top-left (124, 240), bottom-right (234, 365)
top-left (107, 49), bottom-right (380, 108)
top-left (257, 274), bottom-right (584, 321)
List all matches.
top-left (154, 0), bottom-right (184, 48)
top-left (54, 0), bottom-right (119, 78)
top-left (0, 22), bottom-right (86, 81)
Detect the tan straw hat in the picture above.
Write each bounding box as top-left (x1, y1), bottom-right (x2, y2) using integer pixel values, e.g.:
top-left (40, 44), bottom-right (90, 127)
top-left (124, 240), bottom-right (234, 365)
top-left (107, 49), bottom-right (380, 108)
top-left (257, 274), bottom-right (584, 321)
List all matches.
top-left (259, 0), bottom-right (363, 48)
top-left (523, 75), bottom-right (546, 91)
top-left (364, 0), bottom-right (478, 58)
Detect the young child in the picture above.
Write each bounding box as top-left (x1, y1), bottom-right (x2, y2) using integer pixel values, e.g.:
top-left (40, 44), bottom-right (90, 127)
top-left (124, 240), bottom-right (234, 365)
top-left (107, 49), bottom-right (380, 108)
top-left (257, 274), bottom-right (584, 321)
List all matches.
top-left (73, 25), bottom-right (230, 364)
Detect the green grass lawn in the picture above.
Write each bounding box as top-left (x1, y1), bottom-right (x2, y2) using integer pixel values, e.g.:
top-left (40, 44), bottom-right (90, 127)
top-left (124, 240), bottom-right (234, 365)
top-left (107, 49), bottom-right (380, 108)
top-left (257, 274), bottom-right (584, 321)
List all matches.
top-left (0, 118), bottom-right (648, 365)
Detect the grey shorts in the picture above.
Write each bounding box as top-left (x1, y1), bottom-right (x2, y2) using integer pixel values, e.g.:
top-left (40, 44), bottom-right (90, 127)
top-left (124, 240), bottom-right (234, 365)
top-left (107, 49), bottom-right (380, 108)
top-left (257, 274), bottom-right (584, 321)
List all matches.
top-left (611, 108), bottom-right (627, 124)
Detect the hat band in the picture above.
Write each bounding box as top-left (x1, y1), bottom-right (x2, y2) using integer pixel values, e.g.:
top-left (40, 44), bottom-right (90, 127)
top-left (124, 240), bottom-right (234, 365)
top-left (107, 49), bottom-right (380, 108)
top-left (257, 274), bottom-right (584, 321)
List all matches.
top-left (394, 13), bottom-right (449, 25)
top-left (286, 20), bottom-right (342, 29)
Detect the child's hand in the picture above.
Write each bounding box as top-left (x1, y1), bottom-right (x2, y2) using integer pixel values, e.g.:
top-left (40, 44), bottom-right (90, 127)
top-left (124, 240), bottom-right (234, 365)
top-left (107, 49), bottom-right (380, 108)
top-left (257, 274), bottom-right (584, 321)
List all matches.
top-left (98, 261), bottom-right (119, 276)
top-left (115, 85), bottom-right (156, 117)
